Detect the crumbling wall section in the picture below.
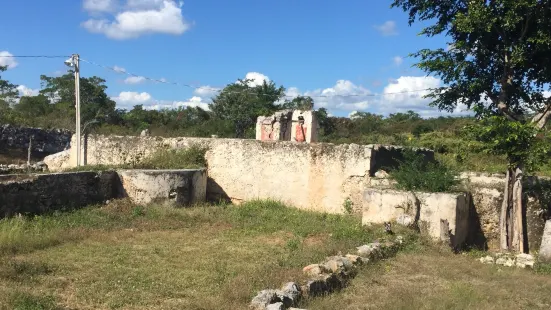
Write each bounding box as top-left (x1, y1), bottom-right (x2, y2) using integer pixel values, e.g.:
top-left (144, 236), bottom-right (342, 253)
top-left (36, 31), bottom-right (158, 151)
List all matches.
top-left (45, 134), bottom-right (423, 214)
top-left (0, 124), bottom-right (72, 154)
top-left (0, 171), bottom-right (119, 217)
top-left (463, 172), bottom-right (551, 252)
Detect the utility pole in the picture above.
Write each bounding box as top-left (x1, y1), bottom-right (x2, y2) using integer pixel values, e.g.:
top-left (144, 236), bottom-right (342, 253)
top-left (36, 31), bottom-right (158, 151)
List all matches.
top-left (74, 54), bottom-right (81, 167)
top-left (65, 54), bottom-right (81, 167)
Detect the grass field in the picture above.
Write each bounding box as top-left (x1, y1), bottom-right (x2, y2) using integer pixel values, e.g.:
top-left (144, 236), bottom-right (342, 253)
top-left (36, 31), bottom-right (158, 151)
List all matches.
top-left (0, 199), bottom-right (404, 310)
top-left (1, 200), bottom-right (550, 310)
top-left (304, 245), bottom-right (551, 310)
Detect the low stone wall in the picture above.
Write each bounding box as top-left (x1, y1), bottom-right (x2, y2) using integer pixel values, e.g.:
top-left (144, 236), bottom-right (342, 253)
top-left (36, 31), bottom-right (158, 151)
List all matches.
top-left (0, 124), bottom-right (72, 154)
top-left (0, 171), bottom-right (118, 217)
top-left (0, 169), bottom-right (207, 218)
top-left (45, 134), bottom-right (432, 214)
top-left (362, 188), bottom-right (470, 248)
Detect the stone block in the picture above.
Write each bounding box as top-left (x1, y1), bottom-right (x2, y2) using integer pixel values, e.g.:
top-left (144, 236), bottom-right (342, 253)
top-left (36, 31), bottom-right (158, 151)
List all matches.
top-left (539, 220), bottom-right (551, 264)
top-left (117, 169), bottom-right (207, 205)
top-left (362, 188), bottom-right (470, 248)
top-left (266, 303), bottom-right (284, 310)
top-left (515, 253), bottom-right (535, 268)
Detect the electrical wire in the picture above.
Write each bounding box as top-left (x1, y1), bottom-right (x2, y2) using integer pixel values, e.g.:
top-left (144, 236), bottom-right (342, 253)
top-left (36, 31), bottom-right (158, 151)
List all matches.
top-left (0, 55), bottom-right (70, 58)
top-left (1, 55), bottom-right (438, 100)
top-left (80, 57), bottom-right (437, 100)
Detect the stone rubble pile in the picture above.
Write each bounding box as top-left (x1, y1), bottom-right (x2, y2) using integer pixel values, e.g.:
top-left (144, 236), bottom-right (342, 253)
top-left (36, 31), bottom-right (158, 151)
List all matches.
top-left (479, 252), bottom-right (535, 268)
top-left (0, 162), bottom-right (47, 174)
top-left (250, 236), bottom-right (404, 310)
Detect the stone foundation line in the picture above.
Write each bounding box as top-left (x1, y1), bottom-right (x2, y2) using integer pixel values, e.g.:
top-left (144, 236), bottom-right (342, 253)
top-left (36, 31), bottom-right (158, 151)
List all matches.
top-left (249, 236), bottom-right (404, 310)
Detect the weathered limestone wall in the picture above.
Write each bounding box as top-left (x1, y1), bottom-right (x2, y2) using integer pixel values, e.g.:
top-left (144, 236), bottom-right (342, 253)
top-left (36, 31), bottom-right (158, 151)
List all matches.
top-left (463, 172), bottom-right (550, 252)
top-left (0, 124), bottom-right (72, 154)
top-left (0, 171), bottom-right (119, 217)
top-left (0, 169), bottom-right (207, 218)
top-left (362, 188), bottom-right (470, 248)
top-left (117, 169), bottom-right (207, 205)
top-left (365, 172), bottom-right (550, 252)
top-left (45, 134), bottom-right (429, 214)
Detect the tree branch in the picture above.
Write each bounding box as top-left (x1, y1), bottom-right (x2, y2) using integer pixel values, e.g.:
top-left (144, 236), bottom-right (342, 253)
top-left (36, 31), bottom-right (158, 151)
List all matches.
top-left (531, 99), bottom-right (551, 129)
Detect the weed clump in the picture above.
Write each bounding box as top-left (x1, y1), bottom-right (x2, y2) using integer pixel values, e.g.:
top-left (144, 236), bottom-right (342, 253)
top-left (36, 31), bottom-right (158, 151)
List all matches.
top-left (390, 149), bottom-right (459, 193)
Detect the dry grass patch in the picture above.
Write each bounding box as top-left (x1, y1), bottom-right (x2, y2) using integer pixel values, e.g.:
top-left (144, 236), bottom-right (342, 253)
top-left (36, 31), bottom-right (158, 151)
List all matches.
top-left (0, 199), bottom-right (404, 309)
top-left (303, 245), bottom-right (551, 310)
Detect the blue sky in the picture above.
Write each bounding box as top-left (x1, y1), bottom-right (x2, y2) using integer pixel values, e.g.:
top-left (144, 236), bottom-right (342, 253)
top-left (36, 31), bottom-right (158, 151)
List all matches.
top-left (0, 0), bottom-right (464, 117)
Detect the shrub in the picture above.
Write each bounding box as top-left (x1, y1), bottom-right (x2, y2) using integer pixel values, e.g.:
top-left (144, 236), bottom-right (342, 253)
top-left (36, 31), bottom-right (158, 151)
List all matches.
top-left (390, 149), bottom-right (459, 193)
top-left (135, 145), bottom-right (208, 169)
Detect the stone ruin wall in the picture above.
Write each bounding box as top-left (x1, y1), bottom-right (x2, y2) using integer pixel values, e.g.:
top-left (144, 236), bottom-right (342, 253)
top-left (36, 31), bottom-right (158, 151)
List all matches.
top-left (0, 169), bottom-right (207, 218)
top-left (42, 134), bottom-right (551, 252)
top-left (46, 134), bottom-right (427, 214)
top-left (464, 172), bottom-right (550, 252)
top-left (0, 124), bottom-right (72, 154)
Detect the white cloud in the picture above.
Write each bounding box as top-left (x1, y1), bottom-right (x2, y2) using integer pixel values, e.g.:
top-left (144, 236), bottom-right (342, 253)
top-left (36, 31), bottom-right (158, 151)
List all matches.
top-left (280, 75), bottom-right (471, 118)
top-left (393, 56), bottom-right (403, 66)
top-left (0, 51), bottom-right (18, 69)
top-left (17, 85), bottom-right (40, 97)
top-left (375, 21), bottom-right (398, 36)
top-left (301, 80), bottom-right (375, 111)
top-left (112, 91), bottom-right (210, 110)
top-left (114, 91), bottom-right (152, 104)
top-left (152, 96), bottom-right (210, 110)
top-left (241, 72), bottom-right (270, 87)
top-left (83, 0), bottom-right (117, 12)
top-left (193, 86), bottom-right (220, 98)
top-left (124, 76), bottom-right (146, 84)
top-left (378, 76), bottom-right (471, 117)
top-left (113, 65), bottom-right (126, 73)
top-left (82, 0), bottom-right (190, 40)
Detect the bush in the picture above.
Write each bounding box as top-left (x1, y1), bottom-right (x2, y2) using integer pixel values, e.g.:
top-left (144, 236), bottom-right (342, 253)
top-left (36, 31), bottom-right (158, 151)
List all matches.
top-left (136, 145), bottom-right (208, 169)
top-left (390, 149), bottom-right (459, 193)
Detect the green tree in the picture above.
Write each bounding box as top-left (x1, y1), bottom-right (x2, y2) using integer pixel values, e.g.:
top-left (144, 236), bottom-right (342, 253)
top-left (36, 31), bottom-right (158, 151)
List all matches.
top-left (39, 73), bottom-right (116, 129)
top-left (14, 95), bottom-right (53, 118)
top-left (350, 111), bottom-right (385, 133)
top-left (0, 65), bottom-right (18, 108)
top-left (392, 0), bottom-right (551, 252)
top-left (210, 79), bottom-right (285, 138)
top-left (281, 96), bottom-right (315, 110)
top-left (386, 110), bottom-right (422, 123)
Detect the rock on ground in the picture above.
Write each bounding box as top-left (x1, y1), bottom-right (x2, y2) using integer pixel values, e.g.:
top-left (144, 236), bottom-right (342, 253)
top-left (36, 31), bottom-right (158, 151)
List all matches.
top-left (266, 303), bottom-right (284, 310)
top-left (515, 253), bottom-right (535, 268)
top-left (479, 255), bottom-right (495, 264)
top-left (539, 220), bottom-right (551, 264)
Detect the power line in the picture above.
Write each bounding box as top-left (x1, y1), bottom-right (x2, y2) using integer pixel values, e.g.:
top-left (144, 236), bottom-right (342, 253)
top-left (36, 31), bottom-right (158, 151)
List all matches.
top-left (80, 57), bottom-right (437, 99)
top-left (0, 55), bottom-right (70, 58)
top-left (2, 55), bottom-right (437, 99)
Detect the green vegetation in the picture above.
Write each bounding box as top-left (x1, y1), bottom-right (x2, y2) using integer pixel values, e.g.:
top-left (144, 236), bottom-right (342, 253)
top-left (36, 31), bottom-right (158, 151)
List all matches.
top-left (390, 149), bottom-right (460, 193)
top-left (63, 145), bottom-right (208, 172)
top-left (0, 199), bottom-right (413, 309)
top-left (136, 145), bottom-right (208, 169)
